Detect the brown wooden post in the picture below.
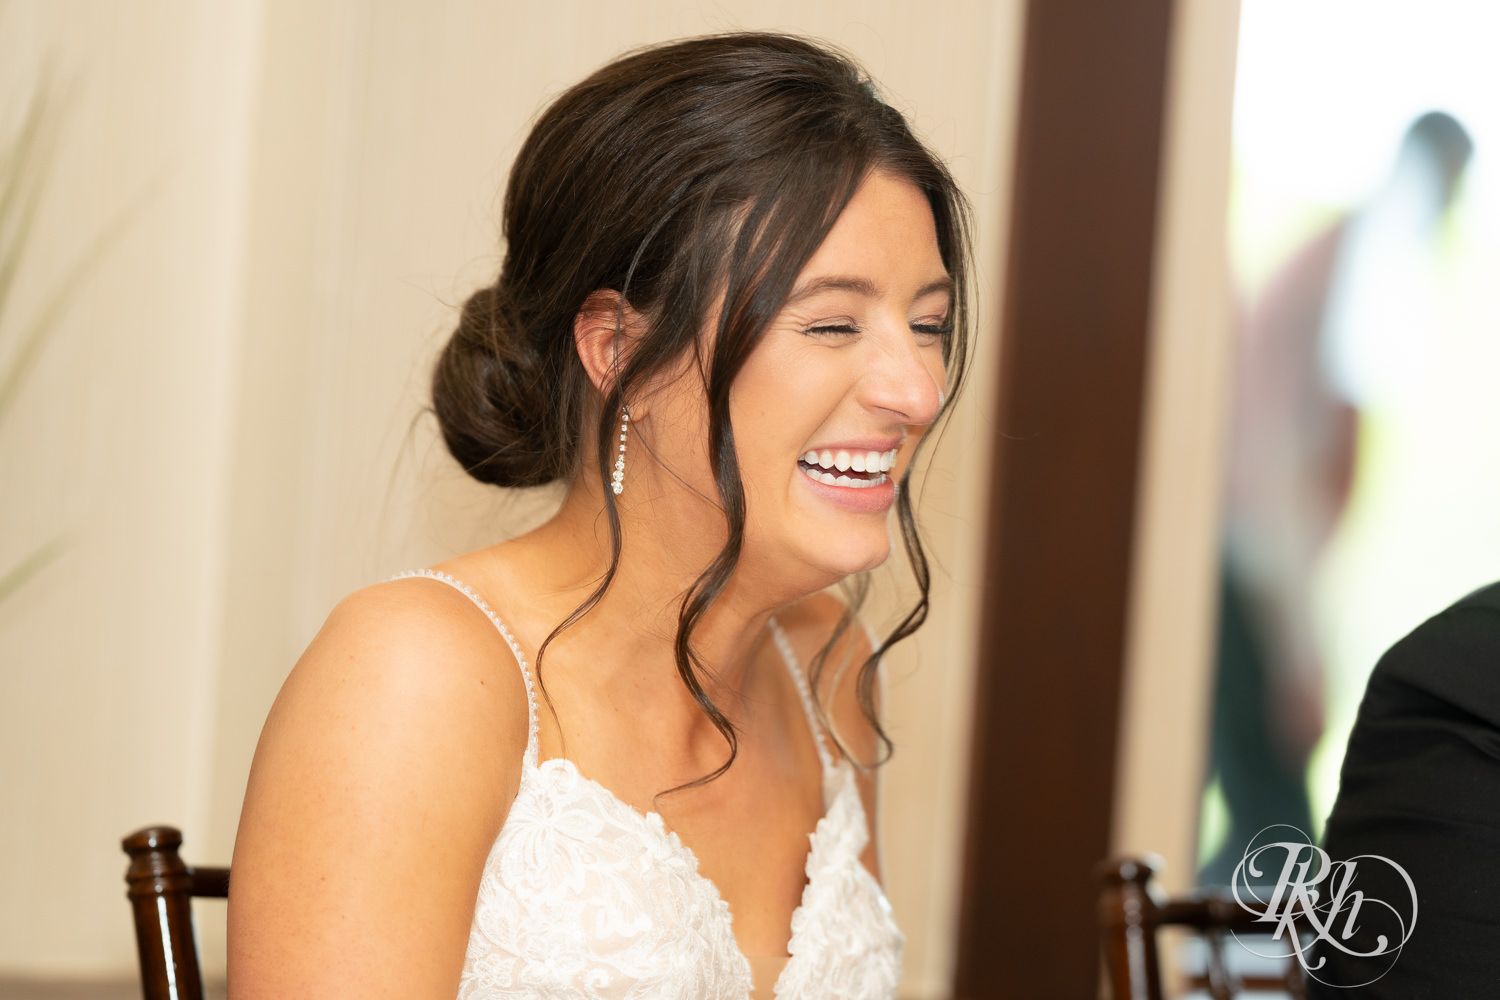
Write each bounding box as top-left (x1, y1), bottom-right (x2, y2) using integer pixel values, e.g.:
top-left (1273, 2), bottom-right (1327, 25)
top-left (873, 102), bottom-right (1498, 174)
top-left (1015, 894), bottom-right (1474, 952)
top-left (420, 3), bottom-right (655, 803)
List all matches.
top-left (952, 0), bottom-right (1178, 996)
top-left (122, 826), bottom-right (207, 1000)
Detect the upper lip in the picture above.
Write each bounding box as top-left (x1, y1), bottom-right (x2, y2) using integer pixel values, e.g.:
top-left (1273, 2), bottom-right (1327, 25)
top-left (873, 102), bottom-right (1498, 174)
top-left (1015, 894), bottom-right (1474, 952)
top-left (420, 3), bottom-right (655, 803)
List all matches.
top-left (800, 439), bottom-right (903, 455)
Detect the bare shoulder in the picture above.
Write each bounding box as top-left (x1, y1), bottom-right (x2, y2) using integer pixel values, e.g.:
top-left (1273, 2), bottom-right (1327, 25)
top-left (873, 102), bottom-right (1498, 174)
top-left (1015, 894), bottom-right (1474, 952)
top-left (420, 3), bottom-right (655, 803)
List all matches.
top-left (306, 573), bottom-right (531, 693)
top-left (229, 575), bottom-right (530, 999)
top-left (260, 575), bottom-right (532, 781)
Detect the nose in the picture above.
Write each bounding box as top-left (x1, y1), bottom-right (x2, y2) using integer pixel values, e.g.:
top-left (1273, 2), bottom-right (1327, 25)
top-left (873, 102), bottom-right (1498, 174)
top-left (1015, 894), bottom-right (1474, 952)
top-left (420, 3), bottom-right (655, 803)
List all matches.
top-left (858, 324), bottom-right (946, 426)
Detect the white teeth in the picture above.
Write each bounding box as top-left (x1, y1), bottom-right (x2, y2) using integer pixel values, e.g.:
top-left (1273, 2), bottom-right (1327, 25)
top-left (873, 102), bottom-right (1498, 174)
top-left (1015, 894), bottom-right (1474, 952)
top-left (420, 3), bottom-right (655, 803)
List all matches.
top-left (800, 465), bottom-right (888, 489)
top-left (797, 447), bottom-right (899, 482)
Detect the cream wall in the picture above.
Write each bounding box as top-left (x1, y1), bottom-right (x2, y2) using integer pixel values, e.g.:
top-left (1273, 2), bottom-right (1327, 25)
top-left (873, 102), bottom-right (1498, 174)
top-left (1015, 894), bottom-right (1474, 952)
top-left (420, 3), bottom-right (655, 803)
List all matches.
top-left (0, 2), bottom-right (1021, 994)
top-left (0, 0), bottom-right (265, 979)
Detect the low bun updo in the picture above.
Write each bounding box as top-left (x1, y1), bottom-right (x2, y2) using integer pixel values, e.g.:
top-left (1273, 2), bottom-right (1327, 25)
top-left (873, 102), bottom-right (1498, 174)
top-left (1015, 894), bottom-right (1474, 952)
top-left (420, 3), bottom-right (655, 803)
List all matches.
top-left (430, 31), bottom-right (974, 781)
top-left (434, 280), bottom-right (586, 489)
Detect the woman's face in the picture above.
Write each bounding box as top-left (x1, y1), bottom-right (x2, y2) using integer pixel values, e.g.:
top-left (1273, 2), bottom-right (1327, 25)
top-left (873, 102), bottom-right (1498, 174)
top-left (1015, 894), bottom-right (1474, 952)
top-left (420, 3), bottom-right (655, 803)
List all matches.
top-left (725, 170), bottom-right (951, 585)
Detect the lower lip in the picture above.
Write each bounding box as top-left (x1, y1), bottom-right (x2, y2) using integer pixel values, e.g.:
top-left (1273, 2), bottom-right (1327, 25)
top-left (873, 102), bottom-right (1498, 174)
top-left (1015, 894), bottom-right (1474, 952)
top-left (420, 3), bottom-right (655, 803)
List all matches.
top-left (797, 467), bottom-right (897, 513)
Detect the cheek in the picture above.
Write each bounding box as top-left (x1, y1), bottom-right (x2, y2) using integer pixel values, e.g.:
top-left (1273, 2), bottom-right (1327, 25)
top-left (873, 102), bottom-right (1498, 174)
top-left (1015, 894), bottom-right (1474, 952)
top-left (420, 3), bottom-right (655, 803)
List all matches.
top-left (730, 347), bottom-right (826, 448)
top-left (729, 385), bottom-right (815, 522)
top-left (925, 343), bottom-right (949, 393)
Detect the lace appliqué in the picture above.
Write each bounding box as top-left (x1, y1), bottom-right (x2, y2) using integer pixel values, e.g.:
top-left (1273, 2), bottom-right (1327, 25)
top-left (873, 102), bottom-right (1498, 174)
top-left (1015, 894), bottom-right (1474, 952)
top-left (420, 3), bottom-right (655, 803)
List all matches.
top-left (458, 755), bottom-right (902, 1000)
top-left (774, 764), bottom-right (903, 999)
top-left (458, 757), bottom-right (752, 1000)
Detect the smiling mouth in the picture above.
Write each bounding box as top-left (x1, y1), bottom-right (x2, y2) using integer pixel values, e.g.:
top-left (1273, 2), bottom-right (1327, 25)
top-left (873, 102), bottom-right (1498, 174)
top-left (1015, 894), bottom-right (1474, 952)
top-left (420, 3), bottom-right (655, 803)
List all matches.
top-left (798, 448), bottom-right (897, 489)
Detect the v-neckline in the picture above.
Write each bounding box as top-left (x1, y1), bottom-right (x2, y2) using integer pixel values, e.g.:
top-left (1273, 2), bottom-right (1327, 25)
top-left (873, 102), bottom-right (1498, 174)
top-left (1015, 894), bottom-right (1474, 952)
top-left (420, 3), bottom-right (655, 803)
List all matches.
top-left (401, 571), bottom-right (857, 994)
top-left (525, 753), bottom-right (855, 995)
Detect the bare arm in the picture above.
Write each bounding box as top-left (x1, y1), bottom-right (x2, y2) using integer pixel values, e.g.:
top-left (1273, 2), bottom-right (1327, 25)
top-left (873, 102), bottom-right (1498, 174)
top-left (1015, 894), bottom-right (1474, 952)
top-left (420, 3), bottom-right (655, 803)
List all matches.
top-left (228, 578), bottom-right (530, 999)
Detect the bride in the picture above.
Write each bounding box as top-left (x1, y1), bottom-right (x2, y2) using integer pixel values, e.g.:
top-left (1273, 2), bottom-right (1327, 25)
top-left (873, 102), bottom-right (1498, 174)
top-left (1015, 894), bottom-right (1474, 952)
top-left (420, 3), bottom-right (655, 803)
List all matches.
top-left (228, 32), bottom-right (972, 1000)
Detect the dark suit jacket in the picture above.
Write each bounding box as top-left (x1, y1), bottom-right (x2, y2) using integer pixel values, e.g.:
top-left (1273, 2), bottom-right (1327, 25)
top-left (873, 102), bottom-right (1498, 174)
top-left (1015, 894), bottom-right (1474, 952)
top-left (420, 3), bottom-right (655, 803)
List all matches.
top-left (1306, 582), bottom-right (1500, 997)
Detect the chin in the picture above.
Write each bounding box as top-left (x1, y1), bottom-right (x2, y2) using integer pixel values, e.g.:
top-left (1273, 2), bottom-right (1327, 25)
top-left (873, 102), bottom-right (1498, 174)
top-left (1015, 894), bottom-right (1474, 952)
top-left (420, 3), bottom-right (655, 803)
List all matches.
top-left (805, 531), bottom-right (893, 579)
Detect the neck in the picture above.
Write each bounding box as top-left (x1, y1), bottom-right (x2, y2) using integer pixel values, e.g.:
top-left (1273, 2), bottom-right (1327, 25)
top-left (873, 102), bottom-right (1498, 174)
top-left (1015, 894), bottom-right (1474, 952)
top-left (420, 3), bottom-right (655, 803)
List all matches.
top-left (495, 473), bottom-right (829, 708)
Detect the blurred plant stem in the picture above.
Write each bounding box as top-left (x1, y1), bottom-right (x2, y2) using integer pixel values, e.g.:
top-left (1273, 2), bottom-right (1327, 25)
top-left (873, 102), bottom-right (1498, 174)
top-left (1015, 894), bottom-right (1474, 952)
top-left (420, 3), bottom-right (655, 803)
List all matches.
top-left (3, 41), bottom-right (146, 605)
top-left (0, 534), bottom-right (67, 604)
top-left (1, 73), bottom-right (75, 601)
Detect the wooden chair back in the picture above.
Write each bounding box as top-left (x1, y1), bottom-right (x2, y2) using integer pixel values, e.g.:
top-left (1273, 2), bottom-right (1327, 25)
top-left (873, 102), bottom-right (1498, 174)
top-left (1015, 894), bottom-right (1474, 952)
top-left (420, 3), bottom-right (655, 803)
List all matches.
top-left (1097, 856), bottom-right (1308, 1000)
top-left (122, 825), bottom-right (230, 1000)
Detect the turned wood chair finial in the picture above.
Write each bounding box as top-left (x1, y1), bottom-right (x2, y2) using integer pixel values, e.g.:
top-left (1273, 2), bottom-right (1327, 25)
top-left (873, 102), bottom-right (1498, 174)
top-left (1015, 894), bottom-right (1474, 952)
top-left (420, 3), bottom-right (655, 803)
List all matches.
top-left (122, 825), bottom-right (230, 1000)
top-left (1097, 855), bottom-right (1308, 1000)
top-left (1098, 855), bottom-right (1168, 1000)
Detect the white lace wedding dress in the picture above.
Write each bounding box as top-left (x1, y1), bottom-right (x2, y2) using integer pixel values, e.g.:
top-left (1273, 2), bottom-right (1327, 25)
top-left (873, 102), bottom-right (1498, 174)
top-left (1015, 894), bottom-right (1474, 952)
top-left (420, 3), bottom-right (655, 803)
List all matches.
top-left (397, 570), bottom-right (904, 999)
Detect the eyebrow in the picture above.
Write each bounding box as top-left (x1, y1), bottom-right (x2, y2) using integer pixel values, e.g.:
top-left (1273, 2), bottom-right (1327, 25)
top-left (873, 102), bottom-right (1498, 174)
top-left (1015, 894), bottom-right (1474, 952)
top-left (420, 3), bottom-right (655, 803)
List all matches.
top-left (784, 274), bottom-right (954, 306)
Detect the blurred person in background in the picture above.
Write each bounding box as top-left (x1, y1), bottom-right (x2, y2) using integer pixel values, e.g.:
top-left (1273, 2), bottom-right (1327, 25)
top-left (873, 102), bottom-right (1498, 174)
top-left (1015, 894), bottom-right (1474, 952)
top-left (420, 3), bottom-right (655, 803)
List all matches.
top-left (1203, 111), bottom-right (1472, 885)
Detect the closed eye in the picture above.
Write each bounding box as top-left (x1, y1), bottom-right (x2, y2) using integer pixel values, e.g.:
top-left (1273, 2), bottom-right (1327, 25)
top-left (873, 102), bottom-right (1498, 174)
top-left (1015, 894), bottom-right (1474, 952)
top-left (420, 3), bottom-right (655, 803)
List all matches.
top-left (803, 321), bottom-right (952, 339)
top-left (804, 323), bottom-right (860, 337)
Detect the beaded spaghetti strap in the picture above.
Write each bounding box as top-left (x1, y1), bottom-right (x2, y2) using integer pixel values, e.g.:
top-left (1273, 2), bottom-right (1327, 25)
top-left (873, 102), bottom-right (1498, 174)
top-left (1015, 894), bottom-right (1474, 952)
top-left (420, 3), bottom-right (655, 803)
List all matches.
top-left (766, 617), bottom-right (835, 775)
top-left (390, 569), bottom-right (539, 768)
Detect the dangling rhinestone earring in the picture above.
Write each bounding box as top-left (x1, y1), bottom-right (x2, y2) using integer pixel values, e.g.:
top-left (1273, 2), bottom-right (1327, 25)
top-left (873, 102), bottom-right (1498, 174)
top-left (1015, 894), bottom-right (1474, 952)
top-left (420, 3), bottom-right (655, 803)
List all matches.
top-left (611, 406), bottom-right (630, 495)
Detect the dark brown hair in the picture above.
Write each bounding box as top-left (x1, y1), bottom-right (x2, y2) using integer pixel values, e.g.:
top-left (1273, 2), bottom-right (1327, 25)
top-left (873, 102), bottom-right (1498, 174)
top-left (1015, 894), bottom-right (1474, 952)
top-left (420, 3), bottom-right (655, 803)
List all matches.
top-left (433, 32), bottom-right (973, 781)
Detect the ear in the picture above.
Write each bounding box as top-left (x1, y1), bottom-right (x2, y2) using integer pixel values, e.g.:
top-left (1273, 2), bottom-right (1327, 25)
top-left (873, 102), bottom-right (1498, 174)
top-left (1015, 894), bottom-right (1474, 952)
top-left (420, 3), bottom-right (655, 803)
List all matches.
top-left (573, 289), bottom-right (646, 410)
